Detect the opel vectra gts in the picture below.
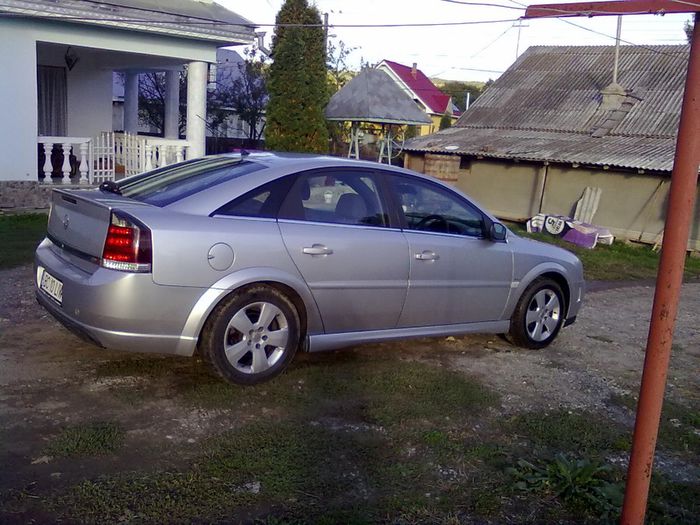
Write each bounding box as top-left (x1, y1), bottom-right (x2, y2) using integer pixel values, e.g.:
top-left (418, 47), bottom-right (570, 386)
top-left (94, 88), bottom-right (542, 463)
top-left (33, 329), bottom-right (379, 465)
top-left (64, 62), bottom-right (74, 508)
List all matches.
top-left (35, 153), bottom-right (585, 385)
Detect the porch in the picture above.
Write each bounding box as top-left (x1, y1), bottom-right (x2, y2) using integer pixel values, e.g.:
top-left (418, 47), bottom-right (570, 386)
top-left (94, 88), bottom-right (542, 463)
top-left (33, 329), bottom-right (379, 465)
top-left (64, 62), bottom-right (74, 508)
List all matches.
top-left (37, 133), bottom-right (193, 185)
top-left (34, 40), bottom-right (209, 185)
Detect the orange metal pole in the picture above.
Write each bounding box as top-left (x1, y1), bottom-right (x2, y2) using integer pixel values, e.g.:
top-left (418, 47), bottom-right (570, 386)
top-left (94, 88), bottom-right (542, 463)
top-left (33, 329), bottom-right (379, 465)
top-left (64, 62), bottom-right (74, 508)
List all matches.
top-left (620, 13), bottom-right (700, 525)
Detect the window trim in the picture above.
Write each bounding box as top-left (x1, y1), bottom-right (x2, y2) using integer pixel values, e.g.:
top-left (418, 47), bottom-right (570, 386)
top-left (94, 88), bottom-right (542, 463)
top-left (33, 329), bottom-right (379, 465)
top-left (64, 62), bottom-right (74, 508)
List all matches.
top-left (381, 172), bottom-right (488, 239)
top-left (277, 167), bottom-right (396, 229)
top-left (210, 175), bottom-right (293, 219)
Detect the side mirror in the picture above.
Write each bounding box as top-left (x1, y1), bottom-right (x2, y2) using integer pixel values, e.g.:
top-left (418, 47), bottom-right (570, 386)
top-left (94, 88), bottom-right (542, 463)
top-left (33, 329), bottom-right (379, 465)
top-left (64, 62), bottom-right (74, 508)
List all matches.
top-left (490, 222), bottom-right (507, 242)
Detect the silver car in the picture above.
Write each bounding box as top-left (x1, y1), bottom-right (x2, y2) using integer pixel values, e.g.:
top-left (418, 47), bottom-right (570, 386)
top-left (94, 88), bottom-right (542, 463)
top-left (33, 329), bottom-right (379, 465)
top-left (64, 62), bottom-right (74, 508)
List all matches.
top-left (35, 153), bottom-right (584, 385)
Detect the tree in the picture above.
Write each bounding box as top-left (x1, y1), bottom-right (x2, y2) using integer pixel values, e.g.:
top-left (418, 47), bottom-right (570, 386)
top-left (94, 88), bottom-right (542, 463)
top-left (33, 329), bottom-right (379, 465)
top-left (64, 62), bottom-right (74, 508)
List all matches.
top-left (326, 38), bottom-right (356, 93)
top-left (221, 48), bottom-right (267, 142)
top-left (437, 80), bottom-right (491, 112)
top-left (439, 113), bottom-right (453, 130)
top-left (136, 67), bottom-right (229, 138)
top-left (684, 18), bottom-right (693, 43)
top-left (137, 71), bottom-right (183, 135)
top-left (265, 0), bottom-right (329, 153)
top-left (326, 38), bottom-right (357, 155)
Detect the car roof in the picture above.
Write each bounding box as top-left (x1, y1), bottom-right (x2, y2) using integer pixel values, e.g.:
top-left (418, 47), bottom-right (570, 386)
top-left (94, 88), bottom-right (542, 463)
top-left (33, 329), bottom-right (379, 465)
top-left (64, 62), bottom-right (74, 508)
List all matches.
top-left (217, 151), bottom-right (402, 171)
top-left (164, 152), bottom-right (492, 217)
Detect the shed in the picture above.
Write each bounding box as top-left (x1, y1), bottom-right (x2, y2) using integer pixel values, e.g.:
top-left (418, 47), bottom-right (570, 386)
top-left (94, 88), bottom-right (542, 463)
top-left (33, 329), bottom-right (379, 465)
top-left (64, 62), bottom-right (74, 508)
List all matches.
top-left (403, 44), bottom-right (699, 250)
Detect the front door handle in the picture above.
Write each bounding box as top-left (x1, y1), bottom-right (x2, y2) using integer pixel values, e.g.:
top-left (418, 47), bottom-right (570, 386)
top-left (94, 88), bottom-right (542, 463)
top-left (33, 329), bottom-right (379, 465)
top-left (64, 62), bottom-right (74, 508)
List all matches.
top-left (415, 250), bottom-right (439, 261)
top-left (302, 244), bottom-right (334, 256)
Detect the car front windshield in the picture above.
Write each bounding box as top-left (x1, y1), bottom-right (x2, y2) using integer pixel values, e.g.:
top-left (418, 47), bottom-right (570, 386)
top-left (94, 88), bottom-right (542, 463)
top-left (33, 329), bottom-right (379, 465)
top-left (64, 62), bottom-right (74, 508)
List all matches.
top-left (117, 156), bottom-right (264, 207)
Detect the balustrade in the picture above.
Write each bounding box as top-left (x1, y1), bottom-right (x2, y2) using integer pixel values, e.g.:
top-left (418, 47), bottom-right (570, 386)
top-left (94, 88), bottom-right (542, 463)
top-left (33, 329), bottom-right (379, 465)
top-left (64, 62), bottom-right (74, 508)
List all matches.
top-left (37, 137), bottom-right (91, 184)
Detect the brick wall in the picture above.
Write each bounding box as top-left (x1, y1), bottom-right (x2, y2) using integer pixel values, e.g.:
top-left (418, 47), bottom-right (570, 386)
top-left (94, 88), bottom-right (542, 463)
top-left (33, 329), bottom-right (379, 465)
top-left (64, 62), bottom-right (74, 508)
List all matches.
top-left (423, 153), bottom-right (460, 183)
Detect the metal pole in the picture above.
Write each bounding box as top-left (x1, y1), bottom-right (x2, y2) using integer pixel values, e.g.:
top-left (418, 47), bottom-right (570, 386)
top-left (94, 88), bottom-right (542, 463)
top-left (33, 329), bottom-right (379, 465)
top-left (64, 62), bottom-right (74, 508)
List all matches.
top-left (613, 15), bottom-right (622, 84)
top-left (620, 12), bottom-right (700, 525)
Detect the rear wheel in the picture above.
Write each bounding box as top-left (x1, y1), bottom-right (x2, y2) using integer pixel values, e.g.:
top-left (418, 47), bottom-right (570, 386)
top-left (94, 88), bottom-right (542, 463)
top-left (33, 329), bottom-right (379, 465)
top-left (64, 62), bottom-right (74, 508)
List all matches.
top-left (201, 285), bottom-right (301, 385)
top-left (508, 278), bottom-right (565, 349)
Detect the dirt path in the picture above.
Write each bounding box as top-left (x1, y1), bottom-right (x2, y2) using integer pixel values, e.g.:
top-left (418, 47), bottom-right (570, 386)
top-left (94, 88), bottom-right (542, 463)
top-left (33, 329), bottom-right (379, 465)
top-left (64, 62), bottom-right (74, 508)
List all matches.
top-left (1, 265), bottom-right (698, 521)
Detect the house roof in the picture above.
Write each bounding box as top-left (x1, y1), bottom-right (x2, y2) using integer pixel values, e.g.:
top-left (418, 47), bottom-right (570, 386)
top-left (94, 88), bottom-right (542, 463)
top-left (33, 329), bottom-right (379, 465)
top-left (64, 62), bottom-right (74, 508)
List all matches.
top-left (325, 68), bottom-right (432, 126)
top-left (404, 45), bottom-right (689, 172)
top-left (378, 59), bottom-right (455, 116)
top-left (0, 0), bottom-right (255, 45)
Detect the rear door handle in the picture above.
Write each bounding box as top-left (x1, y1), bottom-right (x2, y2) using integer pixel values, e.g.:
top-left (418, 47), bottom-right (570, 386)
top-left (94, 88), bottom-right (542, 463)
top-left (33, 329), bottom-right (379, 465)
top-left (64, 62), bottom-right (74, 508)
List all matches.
top-left (415, 250), bottom-right (439, 261)
top-left (302, 244), bottom-right (334, 256)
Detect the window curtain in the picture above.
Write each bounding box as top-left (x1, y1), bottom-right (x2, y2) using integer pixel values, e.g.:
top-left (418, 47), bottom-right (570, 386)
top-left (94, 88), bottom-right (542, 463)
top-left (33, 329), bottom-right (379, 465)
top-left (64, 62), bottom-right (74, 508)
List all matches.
top-left (37, 66), bottom-right (67, 136)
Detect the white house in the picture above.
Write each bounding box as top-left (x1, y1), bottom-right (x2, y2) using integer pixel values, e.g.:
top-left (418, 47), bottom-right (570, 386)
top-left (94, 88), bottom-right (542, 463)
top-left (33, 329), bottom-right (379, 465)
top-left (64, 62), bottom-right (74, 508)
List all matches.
top-left (0, 0), bottom-right (254, 204)
top-left (112, 48), bottom-right (265, 142)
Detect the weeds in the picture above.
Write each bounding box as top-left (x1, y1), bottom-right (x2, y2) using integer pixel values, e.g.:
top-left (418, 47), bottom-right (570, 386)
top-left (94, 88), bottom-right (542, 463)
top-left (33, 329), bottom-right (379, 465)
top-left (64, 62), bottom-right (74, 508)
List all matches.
top-left (508, 454), bottom-right (623, 519)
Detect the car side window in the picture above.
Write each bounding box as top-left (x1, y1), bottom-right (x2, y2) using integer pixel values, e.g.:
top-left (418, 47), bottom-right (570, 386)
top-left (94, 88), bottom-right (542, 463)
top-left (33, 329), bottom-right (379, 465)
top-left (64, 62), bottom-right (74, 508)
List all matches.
top-left (213, 177), bottom-right (292, 218)
top-left (390, 175), bottom-right (485, 237)
top-left (279, 171), bottom-right (389, 227)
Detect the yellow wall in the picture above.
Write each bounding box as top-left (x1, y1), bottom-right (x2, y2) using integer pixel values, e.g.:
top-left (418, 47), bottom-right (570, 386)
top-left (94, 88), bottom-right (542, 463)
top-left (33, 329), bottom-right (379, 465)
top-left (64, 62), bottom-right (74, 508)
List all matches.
top-left (404, 152), bottom-right (700, 250)
top-left (416, 114), bottom-right (459, 137)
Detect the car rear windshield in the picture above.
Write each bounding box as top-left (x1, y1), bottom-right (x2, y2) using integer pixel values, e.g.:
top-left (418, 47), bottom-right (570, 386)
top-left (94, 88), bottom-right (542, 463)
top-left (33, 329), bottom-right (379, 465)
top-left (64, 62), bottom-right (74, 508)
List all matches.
top-left (116, 157), bottom-right (264, 207)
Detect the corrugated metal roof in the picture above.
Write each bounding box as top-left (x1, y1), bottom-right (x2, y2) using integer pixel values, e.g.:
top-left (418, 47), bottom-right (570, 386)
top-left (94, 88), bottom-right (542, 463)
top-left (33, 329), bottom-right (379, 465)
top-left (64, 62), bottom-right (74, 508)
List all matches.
top-left (405, 127), bottom-right (677, 172)
top-left (405, 45), bottom-right (689, 172)
top-left (325, 68), bottom-right (432, 125)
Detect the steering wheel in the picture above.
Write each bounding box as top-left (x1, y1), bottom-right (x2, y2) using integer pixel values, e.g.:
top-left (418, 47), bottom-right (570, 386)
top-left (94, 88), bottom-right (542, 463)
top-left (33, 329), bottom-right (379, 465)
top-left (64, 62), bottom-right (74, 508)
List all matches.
top-left (415, 214), bottom-right (448, 232)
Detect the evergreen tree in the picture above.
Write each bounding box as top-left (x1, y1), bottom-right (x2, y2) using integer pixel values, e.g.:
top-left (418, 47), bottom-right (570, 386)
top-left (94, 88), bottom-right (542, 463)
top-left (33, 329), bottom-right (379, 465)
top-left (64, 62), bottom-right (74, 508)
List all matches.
top-left (266, 0), bottom-right (329, 153)
top-left (439, 113), bottom-right (453, 131)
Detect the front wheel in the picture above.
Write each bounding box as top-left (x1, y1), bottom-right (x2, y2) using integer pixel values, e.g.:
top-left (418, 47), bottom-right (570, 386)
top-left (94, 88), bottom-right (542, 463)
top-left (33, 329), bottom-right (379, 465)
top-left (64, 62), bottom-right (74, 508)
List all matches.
top-left (508, 278), bottom-right (565, 349)
top-left (200, 285), bottom-right (301, 385)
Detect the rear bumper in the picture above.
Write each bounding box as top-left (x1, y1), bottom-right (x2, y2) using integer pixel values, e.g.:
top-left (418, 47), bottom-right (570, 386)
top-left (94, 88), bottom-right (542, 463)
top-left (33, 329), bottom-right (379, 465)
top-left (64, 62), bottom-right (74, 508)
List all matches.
top-left (35, 239), bottom-right (201, 356)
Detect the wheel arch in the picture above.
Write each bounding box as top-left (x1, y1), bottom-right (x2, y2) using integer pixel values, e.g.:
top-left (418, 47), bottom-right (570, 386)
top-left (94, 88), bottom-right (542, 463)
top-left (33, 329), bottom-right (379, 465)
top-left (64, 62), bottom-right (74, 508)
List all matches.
top-left (504, 263), bottom-right (574, 320)
top-left (176, 269), bottom-right (322, 356)
top-left (538, 271), bottom-right (570, 315)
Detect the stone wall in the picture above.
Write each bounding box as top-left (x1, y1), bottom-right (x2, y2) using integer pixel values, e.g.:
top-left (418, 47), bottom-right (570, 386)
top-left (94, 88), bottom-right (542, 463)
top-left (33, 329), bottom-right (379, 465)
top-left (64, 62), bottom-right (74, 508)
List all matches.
top-left (0, 182), bottom-right (91, 209)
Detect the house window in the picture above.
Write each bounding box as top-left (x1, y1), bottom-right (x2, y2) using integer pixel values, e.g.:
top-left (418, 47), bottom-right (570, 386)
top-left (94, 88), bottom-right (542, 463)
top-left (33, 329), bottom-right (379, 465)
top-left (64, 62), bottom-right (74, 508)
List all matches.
top-left (37, 65), bottom-right (67, 136)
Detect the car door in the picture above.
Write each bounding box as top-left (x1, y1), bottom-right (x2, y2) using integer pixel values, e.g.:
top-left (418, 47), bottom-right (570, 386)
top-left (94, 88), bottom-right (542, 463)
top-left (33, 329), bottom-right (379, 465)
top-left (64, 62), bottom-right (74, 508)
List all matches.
top-left (385, 173), bottom-right (514, 328)
top-left (277, 169), bottom-right (409, 334)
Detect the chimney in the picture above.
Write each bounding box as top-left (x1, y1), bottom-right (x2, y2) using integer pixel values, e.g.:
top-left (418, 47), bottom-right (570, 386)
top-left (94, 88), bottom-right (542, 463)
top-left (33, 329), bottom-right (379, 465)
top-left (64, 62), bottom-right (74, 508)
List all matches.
top-left (411, 62), bottom-right (417, 79)
top-left (600, 82), bottom-right (626, 110)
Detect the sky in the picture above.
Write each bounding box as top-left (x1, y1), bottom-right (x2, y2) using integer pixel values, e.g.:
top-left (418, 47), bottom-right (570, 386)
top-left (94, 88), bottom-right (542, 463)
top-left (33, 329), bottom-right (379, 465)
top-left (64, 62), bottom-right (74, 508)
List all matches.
top-left (218, 0), bottom-right (691, 83)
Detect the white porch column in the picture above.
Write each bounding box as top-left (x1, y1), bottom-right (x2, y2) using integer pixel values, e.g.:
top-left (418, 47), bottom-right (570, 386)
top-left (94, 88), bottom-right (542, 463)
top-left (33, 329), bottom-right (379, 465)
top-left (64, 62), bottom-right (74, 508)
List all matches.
top-left (164, 70), bottom-right (180, 139)
top-left (124, 72), bottom-right (139, 134)
top-left (186, 61), bottom-right (207, 158)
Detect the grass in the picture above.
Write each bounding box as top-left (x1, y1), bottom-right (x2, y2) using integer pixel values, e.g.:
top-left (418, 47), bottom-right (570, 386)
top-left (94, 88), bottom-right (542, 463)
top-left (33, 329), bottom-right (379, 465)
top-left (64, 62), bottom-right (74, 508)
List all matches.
top-left (0, 213), bottom-right (47, 269)
top-left (44, 421), bottom-right (125, 458)
top-left (506, 410), bottom-right (631, 456)
top-left (12, 359), bottom-right (696, 523)
top-left (610, 393), bottom-right (700, 456)
top-left (97, 355), bottom-right (498, 427)
top-left (44, 359), bottom-right (505, 523)
top-left (508, 222), bottom-right (700, 281)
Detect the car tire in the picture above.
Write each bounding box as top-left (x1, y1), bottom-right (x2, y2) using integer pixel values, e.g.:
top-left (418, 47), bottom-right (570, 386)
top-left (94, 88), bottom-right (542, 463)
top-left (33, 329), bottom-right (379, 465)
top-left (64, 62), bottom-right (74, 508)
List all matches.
top-left (200, 285), bottom-right (301, 385)
top-left (508, 278), bottom-right (565, 349)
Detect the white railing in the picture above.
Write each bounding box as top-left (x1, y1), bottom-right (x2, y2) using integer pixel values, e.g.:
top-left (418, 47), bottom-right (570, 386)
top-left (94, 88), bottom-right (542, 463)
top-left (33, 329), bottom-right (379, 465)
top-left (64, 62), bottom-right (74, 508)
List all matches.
top-left (37, 136), bottom-right (92, 184)
top-left (93, 131), bottom-right (115, 184)
top-left (38, 133), bottom-right (193, 185)
top-left (114, 132), bottom-right (191, 177)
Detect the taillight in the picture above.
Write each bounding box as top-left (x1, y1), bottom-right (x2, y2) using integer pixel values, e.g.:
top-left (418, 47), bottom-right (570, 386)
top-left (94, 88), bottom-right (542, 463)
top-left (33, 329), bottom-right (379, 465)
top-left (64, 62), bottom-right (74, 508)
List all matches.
top-left (102, 212), bottom-right (152, 272)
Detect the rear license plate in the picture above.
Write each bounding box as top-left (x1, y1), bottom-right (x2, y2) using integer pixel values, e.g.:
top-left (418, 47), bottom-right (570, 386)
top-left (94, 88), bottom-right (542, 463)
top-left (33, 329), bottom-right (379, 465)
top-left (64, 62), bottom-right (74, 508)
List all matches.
top-left (38, 266), bottom-right (63, 305)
